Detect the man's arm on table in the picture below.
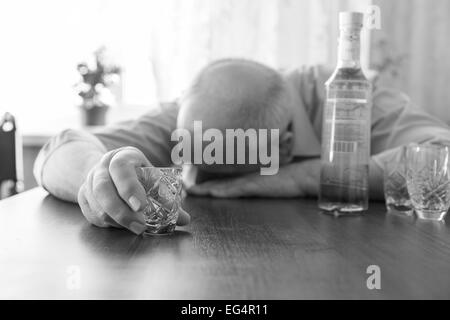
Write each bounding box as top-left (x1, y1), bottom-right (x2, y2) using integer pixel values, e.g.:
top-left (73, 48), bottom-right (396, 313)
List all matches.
top-left (187, 158), bottom-right (384, 199)
top-left (188, 97), bottom-right (450, 199)
top-left (33, 129), bottom-right (107, 202)
top-left (34, 103), bottom-right (178, 202)
top-left (189, 68), bottom-right (450, 200)
top-left (33, 103), bottom-right (189, 234)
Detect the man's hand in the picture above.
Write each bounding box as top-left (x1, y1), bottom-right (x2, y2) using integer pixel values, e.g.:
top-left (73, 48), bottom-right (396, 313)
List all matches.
top-left (186, 159), bottom-right (320, 198)
top-left (77, 147), bottom-right (190, 235)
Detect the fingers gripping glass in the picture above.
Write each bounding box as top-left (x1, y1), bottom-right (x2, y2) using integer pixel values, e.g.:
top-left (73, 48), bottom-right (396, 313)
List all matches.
top-left (136, 167), bottom-right (183, 235)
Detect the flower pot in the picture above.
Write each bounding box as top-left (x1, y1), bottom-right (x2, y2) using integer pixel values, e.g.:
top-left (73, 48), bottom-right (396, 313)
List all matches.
top-left (80, 105), bottom-right (109, 126)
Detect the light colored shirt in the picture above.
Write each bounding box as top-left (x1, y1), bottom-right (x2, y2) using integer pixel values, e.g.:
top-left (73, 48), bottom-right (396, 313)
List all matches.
top-left (34, 65), bottom-right (450, 196)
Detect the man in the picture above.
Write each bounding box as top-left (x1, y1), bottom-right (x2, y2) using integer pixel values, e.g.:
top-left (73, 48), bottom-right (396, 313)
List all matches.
top-left (34, 59), bottom-right (450, 235)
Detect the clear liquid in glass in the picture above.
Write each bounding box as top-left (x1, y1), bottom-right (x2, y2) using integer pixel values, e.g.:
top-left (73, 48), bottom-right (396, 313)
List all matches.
top-left (137, 167), bottom-right (182, 235)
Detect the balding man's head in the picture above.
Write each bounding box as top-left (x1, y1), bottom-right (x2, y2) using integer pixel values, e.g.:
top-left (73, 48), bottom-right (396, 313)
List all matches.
top-left (176, 59), bottom-right (294, 176)
top-left (178, 59), bottom-right (291, 132)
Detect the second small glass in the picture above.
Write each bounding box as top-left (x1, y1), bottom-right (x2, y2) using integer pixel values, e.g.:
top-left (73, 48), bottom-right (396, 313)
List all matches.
top-left (383, 146), bottom-right (414, 216)
top-left (136, 167), bottom-right (183, 235)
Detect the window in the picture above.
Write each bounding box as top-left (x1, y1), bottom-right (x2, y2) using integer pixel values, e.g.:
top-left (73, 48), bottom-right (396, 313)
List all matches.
top-left (0, 0), bottom-right (372, 132)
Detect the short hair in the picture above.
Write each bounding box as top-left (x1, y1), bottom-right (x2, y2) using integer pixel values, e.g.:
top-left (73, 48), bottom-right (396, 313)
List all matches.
top-left (181, 58), bottom-right (291, 130)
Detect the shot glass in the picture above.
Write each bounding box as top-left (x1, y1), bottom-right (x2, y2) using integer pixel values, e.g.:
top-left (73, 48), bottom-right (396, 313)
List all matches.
top-left (136, 167), bottom-right (183, 235)
top-left (406, 143), bottom-right (450, 221)
top-left (383, 146), bottom-right (414, 216)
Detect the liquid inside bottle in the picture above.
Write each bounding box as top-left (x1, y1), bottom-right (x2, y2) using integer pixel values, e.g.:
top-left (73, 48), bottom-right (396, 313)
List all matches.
top-left (318, 12), bottom-right (372, 215)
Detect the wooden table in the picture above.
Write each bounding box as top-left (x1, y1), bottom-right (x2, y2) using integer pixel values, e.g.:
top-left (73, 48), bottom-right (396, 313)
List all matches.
top-left (1, 188), bottom-right (449, 299)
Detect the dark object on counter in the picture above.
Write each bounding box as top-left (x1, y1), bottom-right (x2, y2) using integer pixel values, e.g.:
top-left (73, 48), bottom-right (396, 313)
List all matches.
top-left (0, 112), bottom-right (23, 199)
top-left (80, 105), bottom-right (109, 126)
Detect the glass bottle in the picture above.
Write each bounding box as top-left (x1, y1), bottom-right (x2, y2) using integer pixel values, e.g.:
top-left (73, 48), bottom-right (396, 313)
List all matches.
top-left (319, 12), bottom-right (372, 214)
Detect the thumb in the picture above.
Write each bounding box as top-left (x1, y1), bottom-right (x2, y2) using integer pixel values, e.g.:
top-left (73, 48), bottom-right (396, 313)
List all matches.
top-left (176, 207), bottom-right (191, 226)
top-left (186, 183), bottom-right (211, 196)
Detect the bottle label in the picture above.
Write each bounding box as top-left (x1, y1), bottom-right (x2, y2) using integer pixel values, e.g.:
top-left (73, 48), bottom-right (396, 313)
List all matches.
top-left (338, 31), bottom-right (361, 62)
top-left (321, 94), bottom-right (371, 189)
top-left (323, 97), bottom-right (370, 156)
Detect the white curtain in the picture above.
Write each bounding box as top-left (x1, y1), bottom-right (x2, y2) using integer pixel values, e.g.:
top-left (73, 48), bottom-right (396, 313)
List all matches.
top-left (0, 0), bottom-right (372, 123)
top-left (149, 0), bottom-right (372, 101)
top-left (371, 0), bottom-right (450, 123)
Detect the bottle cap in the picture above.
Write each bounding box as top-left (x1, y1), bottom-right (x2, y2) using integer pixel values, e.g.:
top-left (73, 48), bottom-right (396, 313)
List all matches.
top-left (339, 11), bottom-right (364, 28)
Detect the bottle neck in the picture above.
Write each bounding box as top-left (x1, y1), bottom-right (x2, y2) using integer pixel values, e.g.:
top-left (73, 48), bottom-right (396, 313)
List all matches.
top-left (336, 26), bottom-right (362, 69)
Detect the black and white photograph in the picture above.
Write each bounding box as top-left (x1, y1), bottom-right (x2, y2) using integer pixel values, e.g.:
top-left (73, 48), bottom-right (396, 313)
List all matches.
top-left (1, 0), bottom-right (450, 308)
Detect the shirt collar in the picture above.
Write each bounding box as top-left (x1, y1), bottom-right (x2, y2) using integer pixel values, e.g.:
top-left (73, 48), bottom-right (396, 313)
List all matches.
top-left (287, 80), bottom-right (322, 158)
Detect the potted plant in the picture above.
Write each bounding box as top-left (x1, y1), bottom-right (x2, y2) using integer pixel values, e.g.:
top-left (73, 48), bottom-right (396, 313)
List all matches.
top-left (75, 47), bottom-right (121, 126)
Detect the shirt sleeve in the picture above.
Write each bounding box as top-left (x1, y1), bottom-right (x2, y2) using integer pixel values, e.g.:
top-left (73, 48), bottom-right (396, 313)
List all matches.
top-left (34, 102), bottom-right (179, 197)
top-left (33, 128), bottom-right (107, 188)
top-left (297, 65), bottom-right (450, 170)
top-left (371, 88), bottom-right (450, 168)
top-left (284, 65), bottom-right (332, 134)
top-left (92, 102), bottom-right (179, 166)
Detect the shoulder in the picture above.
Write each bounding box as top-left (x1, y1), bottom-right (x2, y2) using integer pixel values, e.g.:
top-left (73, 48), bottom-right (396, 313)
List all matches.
top-left (136, 101), bottom-right (180, 125)
top-left (283, 65), bottom-right (333, 88)
top-left (282, 65), bottom-right (333, 111)
top-left (371, 87), bottom-right (411, 120)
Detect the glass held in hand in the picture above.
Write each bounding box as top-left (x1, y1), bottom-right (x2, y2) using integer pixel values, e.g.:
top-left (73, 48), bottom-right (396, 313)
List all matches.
top-left (406, 143), bottom-right (450, 221)
top-left (383, 146), bottom-right (413, 216)
top-left (136, 167), bottom-right (183, 235)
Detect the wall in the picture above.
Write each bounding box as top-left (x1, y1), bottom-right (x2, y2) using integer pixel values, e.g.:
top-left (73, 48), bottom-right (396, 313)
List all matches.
top-left (371, 0), bottom-right (450, 123)
top-left (23, 146), bottom-right (40, 191)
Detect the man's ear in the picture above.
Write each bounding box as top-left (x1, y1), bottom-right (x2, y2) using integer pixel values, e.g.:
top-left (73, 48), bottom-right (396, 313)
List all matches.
top-left (279, 130), bottom-right (294, 164)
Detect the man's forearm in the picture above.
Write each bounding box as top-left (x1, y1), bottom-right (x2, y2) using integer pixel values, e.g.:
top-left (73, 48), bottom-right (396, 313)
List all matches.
top-left (293, 158), bottom-right (385, 200)
top-left (33, 129), bottom-right (107, 203)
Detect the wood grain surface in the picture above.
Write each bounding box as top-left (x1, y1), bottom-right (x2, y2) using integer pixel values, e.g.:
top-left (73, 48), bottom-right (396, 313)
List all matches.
top-left (1, 188), bottom-right (449, 299)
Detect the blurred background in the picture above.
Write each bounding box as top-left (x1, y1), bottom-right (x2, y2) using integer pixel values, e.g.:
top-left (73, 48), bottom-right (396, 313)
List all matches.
top-left (1, 0), bottom-right (450, 192)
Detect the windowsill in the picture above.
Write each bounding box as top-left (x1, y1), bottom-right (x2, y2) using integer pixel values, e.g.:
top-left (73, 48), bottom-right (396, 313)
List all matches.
top-left (20, 105), bottom-right (151, 147)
